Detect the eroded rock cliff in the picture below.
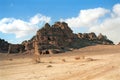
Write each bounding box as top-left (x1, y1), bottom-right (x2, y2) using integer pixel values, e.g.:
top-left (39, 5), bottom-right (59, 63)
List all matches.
top-left (0, 22), bottom-right (114, 53)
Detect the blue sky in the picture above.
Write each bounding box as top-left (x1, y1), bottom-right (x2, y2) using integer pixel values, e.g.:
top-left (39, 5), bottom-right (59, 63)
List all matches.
top-left (0, 0), bottom-right (118, 20)
top-left (0, 0), bottom-right (120, 44)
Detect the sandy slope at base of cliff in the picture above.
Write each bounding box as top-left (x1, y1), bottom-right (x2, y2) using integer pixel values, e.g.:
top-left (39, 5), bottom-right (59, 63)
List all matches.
top-left (0, 45), bottom-right (120, 80)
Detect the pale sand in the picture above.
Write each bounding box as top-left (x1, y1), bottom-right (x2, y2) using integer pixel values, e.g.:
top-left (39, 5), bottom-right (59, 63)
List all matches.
top-left (0, 45), bottom-right (120, 80)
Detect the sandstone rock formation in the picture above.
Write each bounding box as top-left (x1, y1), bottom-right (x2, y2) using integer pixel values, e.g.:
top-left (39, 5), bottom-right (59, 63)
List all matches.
top-left (77, 32), bottom-right (97, 40)
top-left (0, 38), bottom-right (9, 53)
top-left (21, 22), bottom-right (113, 54)
top-left (33, 37), bottom-right (41, 63)
top-left (35, 22), bottom-right (74, 49)
top-left (0, 38), bottom-right (25, 53)
top-left (0, 22), bottom-right (114, 54)
top-left (8, 44), bottom-right (25, 53)
top-left (22, 40), bottom-right (33, 53)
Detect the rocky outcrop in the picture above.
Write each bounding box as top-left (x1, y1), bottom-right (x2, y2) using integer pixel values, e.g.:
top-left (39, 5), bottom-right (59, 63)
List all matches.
top-left (35, 22), bottom-right (74, 49)
top-left (97, 33), bottom-right (113, 45)
top-left (0, 38), bottom-right (25, 53)
top-left (21, 22), bottom-right (113, 54)
top-left (98, 33), bottom-right (107, 40)
top-left (77, 32), bottom-right (97, 40)
top-left (0, 38), bottom-right (9, 53)
top-left (22, 40), bottom-right (33, 51)
top-left (0, 22), bottom-right (114, 54)
top-left (8, 44), bottom-right (25, 53)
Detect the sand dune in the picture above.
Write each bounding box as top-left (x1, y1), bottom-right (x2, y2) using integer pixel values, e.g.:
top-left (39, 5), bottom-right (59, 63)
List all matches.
top-left (0, 45), bottom-right (120, 80)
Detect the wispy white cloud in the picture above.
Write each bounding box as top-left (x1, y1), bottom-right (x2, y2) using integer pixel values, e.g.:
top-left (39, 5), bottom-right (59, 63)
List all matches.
top-left (1, 3), bottom-right (120, 44)
top-left (61, 3), bottom-right (120, 44)
top-left (0, 14), bottom-right (51, 39)
top-left (30, 14), bottom-right (51, 25)
top-left (112, 3), bottom-right (120, 17)
top-left (60, 7), bottom-right (109, 28)
top-left (89, 3), bottom-right (120, 44)
top-left (0, 18), bottom-right (36, 38)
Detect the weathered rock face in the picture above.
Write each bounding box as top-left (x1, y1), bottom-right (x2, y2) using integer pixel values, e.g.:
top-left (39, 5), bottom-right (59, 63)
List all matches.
top-left (98, 33), bottom-right (107, 40)
top-left (22, 41), bottom-right (33, 51)
top-left (0, 22), bottom-right (114, 54)
top-left (80, 33), bottom-right (113, 44)
top-left (34, 22), bottom-right (74, 50)
top-left (0, 38), bottom-right (9, 53)
top-left (22, 22), bottom-right (113, 54)
top-left (8, 44), bottom-right (25, 53)
top-left (0, 38), bottom-right (25, 53)
top-left (97, 33), bottom-right (113, 45)
top-left (77, 32), bottom-right (97, 40)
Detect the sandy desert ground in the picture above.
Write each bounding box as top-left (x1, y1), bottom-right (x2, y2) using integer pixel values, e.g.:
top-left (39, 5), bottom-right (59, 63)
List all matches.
top-left (0, 45), bottom-right (120, 80)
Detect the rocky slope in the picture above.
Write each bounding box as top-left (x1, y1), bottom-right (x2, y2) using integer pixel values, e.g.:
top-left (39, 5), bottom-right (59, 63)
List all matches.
top-left (0, 38), bottom-right (24, 53)
top-left (0, 38), bottom-right (9, 53)
top-left (0, 22), bottom-right (113, 53)
top-left (22, 22), bottom-right (113, 54)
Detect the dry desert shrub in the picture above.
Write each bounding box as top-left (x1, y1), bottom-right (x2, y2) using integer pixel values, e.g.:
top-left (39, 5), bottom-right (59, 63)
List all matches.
top-left (47, 65), bottom-right (52, 68)
top-left (8, 58), bottom-right (13, 61)
top-left (75, 57), bottom-right (80, 60)
top-left (49, 61), bottom-right (53, 63)
top-left (74, 56), bottom-right (85, 60)
top-left (62, 59), bottom-right (66, 62)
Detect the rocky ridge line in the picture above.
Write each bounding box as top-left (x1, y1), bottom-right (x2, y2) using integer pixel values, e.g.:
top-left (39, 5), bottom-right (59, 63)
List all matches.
top-left (0, 22), bottom-right (114, 54)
